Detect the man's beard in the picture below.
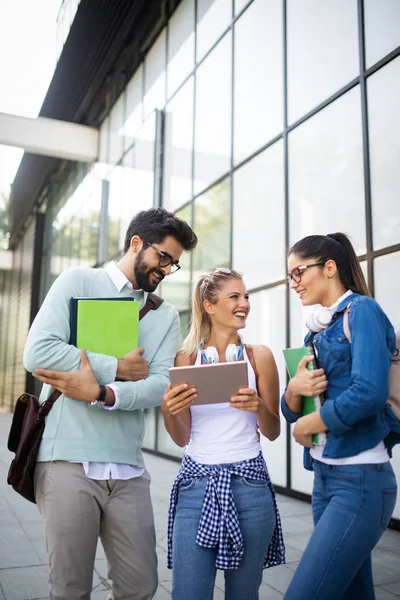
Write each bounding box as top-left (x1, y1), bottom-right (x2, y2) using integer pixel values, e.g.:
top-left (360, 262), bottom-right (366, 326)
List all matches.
top-left (134, 251), bottom-right (165, 292)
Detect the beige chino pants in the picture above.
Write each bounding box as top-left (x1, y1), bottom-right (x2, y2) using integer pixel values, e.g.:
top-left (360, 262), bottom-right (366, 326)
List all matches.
top-left (35, 461), bottom-right (158, 600)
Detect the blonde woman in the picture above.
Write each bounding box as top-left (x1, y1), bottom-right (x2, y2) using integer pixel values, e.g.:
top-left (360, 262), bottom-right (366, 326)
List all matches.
top-left (162, 268), bottom-right (285, 600)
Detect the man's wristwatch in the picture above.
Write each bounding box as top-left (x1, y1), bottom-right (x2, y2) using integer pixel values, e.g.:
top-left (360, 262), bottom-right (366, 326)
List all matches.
top-left (88, 384), bottom-right (107, 407)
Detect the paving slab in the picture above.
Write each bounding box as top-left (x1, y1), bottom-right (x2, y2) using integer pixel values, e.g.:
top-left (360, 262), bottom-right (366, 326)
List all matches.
top-left (379, 582), bottom-right (400, 596)
top-left (262, 564), bottom-right (295, 595)
top-left (0, 565), bottom-right (49, 600)
top-left (0, 413), bottom-right (399, 599)
top-left (375, 587), bottom-right (400, 600)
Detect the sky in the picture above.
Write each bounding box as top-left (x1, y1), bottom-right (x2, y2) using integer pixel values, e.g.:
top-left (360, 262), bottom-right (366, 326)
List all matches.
top-left (0, 0), bottom-right (62, 197)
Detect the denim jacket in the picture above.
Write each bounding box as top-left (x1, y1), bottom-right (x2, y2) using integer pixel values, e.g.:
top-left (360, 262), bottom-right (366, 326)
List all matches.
top-left (281, 293), bottom-right (399, 471)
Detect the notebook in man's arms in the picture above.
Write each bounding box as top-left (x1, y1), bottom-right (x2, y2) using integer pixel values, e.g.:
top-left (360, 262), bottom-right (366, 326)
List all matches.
top-left (283, 345), bottom-right (327, 445)
top-left (70, 297), bottom-right (140, 358)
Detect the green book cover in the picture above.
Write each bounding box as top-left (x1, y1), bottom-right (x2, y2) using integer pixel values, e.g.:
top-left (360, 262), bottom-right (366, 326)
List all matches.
top-left (282, 346), bottom-right (327, 446)
top-left (70, 298), bottom-right (140, 359)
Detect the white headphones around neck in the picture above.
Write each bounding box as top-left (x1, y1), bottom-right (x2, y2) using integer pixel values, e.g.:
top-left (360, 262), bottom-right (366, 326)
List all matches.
top-left (305, 299), bottom-right (342, 333)
top-left (200, 342), bottom-right (244, 364)
top-left (305, 291), bottom-right (354, 333)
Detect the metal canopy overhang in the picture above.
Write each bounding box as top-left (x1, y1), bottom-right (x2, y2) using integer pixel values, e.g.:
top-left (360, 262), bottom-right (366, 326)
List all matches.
top-left (9, 0), bottom-right (176, 248)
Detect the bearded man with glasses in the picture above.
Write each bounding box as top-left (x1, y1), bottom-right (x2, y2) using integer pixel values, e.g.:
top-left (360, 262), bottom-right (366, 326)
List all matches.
top-left (23, 207), bottom-right (197, 600)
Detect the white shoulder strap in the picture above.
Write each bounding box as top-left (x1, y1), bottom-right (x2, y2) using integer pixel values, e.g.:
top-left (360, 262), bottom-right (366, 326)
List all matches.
top-left (343, 305), bottom-right (352, 343)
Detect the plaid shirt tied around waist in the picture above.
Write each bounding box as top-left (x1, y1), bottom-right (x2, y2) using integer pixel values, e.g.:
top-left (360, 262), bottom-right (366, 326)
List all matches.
top-left (167, 452), bottom-right (285, 570)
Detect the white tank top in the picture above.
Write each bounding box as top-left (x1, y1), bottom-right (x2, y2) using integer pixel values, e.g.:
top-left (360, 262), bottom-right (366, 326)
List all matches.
top-left (185, 346), bottom-right (262, 465)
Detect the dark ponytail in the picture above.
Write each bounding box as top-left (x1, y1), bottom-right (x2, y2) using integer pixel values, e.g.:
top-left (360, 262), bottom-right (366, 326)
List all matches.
top-left (289, 233), bottom-right (370, 296)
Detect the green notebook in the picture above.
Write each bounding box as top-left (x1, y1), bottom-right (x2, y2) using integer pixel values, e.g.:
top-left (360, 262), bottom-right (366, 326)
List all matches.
top-left (70, 297), bottom-right (140, 358)
top-left (282, 345), bottom-right (327, 446)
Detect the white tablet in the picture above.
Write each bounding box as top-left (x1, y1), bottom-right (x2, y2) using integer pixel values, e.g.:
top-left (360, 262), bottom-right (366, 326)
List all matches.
top-left (169, 361), bottom-right (248, 405)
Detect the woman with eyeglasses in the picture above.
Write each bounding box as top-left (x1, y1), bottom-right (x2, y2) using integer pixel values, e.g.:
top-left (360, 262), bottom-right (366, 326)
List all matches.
top-left (162, 267), bottom-right (285, 600)
top-left (282, 232), bottom-right (398, 600)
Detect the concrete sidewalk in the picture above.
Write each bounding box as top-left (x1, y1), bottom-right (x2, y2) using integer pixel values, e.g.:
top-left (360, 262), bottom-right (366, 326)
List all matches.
top-left (0, 412), bottom-right (399, 600)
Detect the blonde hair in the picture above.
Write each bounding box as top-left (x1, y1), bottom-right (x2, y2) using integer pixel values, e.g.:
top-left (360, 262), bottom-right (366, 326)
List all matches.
top-left (182, 268), bottom-right (243, 355)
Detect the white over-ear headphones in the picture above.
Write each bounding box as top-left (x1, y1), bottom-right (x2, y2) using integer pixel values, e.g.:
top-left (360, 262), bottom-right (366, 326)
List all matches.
top-left (200, 342), bottom-right (244, 364)
top-left (306, 300), bottom-right (342, 333)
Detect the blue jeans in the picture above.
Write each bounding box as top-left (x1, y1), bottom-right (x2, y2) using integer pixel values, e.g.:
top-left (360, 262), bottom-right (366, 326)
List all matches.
top-left (171, 475), bottom-right (276, 600)
top-left (284, 460), bottom-right (397, 600)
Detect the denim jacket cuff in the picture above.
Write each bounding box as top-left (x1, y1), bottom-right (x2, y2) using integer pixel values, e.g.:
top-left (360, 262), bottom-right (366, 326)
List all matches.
top-left (320, 400), bottom-right (352, 435)
top-left (281, 392), bottom-right (302, 424)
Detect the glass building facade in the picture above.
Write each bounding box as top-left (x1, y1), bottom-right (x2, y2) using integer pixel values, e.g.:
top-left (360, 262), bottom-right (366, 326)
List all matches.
top-left (0, 0), bottom-right (399, 519)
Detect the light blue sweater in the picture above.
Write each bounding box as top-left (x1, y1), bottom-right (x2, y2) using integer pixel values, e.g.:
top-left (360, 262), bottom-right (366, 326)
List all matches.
top-left (23, 266), bottom-right (180, 466)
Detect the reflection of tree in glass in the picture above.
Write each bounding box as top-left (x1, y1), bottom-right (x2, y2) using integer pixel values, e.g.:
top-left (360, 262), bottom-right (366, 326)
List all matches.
top-left (52, 210), bottom-right (100, 266)
top-left (0, 193), bottom-right (10, 250)
top-left (160, 204), bottom-right (192, 312)
top-left (179, 311), bottom-right (190, 344)
top-left (193, 179), bottom-right (231, 272)
top-left (108, 216), bottom-right (120, 258)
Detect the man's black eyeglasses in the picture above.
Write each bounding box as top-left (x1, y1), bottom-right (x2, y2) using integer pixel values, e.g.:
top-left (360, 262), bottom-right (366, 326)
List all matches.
top-left (286, 262), bottom-right (325, 284)
top-left (145, 241), bottom-right (181, 274)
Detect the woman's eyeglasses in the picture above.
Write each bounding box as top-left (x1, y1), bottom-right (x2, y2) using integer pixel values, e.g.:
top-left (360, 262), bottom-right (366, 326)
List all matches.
top-left (286, 263), bottom-right (325, 284)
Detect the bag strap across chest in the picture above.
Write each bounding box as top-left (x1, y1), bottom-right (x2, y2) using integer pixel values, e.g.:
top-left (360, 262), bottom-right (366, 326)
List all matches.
top-left (139, 293), bottom-right (164, 319)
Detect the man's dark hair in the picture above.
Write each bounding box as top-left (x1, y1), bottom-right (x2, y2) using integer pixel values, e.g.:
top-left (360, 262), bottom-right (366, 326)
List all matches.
top-left (123, 207), bottom-right (198, 254)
